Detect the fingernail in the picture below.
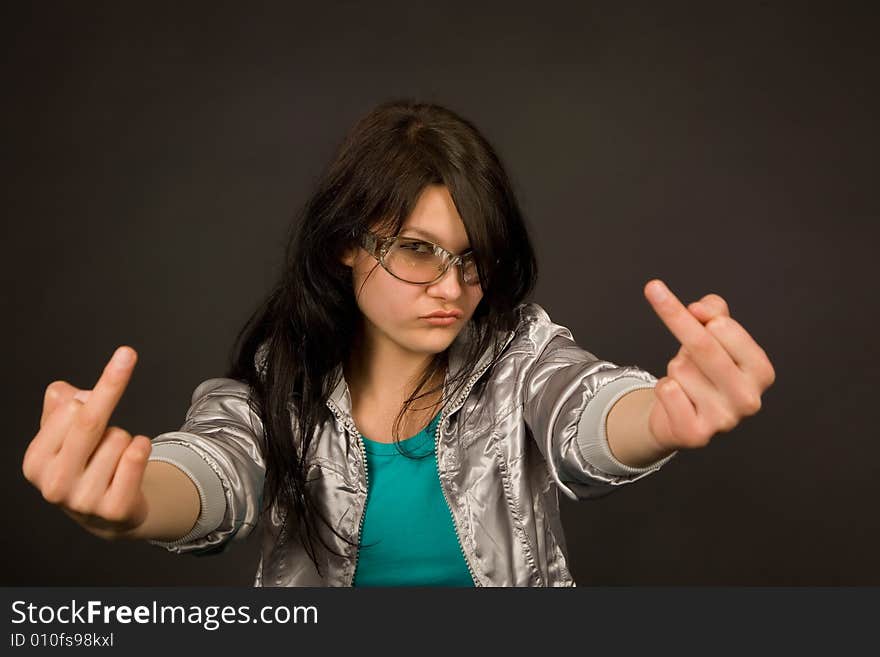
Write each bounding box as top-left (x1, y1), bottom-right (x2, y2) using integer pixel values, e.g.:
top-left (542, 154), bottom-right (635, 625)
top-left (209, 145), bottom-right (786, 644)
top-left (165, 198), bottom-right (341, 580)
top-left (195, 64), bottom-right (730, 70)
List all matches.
top-left (647, 280), bottom-right (667, 303)
top-left (112, 347), bottom-right (134, 367)
top-left (74, 390), bottom-right (91, 403)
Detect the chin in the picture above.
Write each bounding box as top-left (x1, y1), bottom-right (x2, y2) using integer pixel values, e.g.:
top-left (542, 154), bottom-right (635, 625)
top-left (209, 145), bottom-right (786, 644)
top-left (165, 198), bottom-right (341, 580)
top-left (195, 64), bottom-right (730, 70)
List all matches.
top-left (414, 330), bottom-right (458, 352)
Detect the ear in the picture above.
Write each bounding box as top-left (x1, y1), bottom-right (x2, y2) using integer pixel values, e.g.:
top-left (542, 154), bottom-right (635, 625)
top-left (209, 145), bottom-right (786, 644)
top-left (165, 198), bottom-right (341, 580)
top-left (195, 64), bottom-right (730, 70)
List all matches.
top-left (340, 245), bottom-right (357, 268)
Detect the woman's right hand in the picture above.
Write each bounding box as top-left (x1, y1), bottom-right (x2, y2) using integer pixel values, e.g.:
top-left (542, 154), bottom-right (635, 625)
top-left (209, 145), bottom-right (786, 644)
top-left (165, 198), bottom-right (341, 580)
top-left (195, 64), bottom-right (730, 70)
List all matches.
top-left (22, 346), bottom-right (154, 541)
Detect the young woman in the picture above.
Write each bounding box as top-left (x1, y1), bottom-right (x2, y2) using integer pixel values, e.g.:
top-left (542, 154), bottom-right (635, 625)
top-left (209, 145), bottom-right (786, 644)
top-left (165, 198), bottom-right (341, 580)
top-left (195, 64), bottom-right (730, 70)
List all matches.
top-left (22, 99), bottom-right (776, 586)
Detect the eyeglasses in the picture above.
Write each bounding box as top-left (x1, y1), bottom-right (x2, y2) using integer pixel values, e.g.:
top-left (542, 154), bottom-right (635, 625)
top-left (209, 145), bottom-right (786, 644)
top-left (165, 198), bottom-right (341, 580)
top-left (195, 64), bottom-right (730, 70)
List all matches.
top-left (360, 230), bottom-right (481, 286)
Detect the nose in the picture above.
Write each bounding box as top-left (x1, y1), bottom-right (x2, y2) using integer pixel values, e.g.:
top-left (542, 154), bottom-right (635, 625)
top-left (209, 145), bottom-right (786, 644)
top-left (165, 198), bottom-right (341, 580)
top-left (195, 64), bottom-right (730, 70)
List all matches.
top-left (426, 261), bottom-right (464, 299)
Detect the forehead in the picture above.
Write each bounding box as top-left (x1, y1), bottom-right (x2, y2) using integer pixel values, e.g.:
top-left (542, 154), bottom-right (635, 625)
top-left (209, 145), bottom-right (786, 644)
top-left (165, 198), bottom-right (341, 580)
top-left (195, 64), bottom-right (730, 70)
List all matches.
top-left (401, 226), bottom-right (451, 243)
top-left (399, 185), bottom-right (470, 250)
top-left (401, 185), bottom-right (468, 247)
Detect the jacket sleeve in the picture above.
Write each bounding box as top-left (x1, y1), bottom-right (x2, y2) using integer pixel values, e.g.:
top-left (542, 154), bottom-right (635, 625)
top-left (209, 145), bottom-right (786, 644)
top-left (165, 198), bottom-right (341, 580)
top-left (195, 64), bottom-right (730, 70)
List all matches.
top-left (146, 377), bottom-right (266, 555)
top-left (518, 303), bottom-right (678, 501)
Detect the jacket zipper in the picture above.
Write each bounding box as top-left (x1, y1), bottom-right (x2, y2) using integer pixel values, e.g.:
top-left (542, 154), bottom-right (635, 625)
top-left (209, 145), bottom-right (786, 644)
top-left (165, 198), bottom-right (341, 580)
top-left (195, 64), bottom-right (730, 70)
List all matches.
top-left (351, 425), bottom-right (369, 585)
top-left (432, 349), bottom-right (512, 588)
top-left (324, 400), bottom-right (370, 587)
top-left (432, 329), bottom-right (519, 586)
top-left (434, 401), bottom-right (479, 586)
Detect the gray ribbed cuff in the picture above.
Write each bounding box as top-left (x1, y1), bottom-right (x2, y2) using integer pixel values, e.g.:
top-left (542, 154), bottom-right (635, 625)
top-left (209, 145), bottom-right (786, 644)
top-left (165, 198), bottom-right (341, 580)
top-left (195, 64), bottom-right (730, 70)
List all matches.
top-left (146, 440), bottom-right (227, 548)
top-left (577, 376), bottom-right (677, 476)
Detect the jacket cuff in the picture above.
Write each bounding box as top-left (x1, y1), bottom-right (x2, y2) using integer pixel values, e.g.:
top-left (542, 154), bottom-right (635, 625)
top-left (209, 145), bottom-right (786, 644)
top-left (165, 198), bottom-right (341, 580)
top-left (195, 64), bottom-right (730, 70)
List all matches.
top-left (146, 441), bottom-right (227, 548)
top-left (576, 376), bottom-right (678, 476)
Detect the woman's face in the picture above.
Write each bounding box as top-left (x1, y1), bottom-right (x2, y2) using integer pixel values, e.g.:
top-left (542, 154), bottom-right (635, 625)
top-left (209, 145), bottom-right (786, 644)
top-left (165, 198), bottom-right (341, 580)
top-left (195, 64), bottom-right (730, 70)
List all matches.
top-left (341, 184), bottom-right (484, 359)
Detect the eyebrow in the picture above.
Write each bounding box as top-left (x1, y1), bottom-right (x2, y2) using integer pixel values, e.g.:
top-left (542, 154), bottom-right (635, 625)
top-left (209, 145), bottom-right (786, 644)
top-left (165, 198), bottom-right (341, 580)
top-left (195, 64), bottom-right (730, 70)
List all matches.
top-left (400, 227), bottom-right (472, 254)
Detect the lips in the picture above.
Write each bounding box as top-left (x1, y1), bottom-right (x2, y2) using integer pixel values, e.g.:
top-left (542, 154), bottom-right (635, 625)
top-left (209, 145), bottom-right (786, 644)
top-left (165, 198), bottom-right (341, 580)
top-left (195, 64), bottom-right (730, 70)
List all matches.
top-left (421, 315), bottom-right (458, 326)
top-left (422, 311), bottom-right (462, 318)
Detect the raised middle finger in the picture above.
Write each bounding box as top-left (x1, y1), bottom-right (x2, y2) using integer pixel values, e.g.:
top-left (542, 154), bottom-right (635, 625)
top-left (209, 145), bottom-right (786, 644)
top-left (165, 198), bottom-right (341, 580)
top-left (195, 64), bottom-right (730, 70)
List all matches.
top-left (57, 346), bottom-right (137, 470)
top-left (645, 280), bottom-right (743, 391)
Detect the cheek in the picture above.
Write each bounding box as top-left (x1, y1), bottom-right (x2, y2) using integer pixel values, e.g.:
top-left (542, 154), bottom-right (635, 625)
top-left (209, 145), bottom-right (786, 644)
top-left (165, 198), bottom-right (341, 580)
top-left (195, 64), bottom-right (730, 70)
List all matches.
top-left (467, 287), bottom-right (484, 312)
top-left (382, 287), bottom-right (421, 319)
top-left (354, 266), bottom-right (419, 319)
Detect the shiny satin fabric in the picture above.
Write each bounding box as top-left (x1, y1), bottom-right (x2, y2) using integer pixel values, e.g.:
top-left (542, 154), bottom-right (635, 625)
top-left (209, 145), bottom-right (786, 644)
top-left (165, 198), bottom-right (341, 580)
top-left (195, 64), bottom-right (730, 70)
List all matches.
top-left (149, 302), bottom-right (676, 586)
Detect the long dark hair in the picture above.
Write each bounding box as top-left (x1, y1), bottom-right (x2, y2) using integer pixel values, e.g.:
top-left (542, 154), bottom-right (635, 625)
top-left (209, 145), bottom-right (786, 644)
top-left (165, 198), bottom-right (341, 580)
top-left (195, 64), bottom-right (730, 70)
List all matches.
top-left (225, 98), bottom-right (538, 577)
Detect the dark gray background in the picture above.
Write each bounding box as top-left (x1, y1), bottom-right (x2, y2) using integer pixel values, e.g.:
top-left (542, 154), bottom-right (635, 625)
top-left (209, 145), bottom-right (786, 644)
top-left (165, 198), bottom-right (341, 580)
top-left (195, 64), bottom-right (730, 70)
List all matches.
top-left (3, 1), bottom-right (877, 585)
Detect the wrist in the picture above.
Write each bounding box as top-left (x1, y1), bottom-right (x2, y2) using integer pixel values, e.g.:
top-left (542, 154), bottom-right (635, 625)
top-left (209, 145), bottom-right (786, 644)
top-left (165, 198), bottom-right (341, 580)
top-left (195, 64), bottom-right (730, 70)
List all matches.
top-left (607, 387), bottom-right (676, 468)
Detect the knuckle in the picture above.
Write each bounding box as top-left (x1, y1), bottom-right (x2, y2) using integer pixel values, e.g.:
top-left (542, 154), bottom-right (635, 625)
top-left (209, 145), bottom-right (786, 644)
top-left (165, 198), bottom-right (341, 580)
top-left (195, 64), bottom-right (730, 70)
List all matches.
top-left (104, 427), bottom-right (132, 451)
top-left (45, 380), bottom-right (66, 401)
top-left (106, 426), bottom-right (132, 441)
top-left (124, 439), bottom-right (148, 461)
top-left (706, 316), bottom-right (729, 334)
top-left (674, 420), bottom-right (697, 447)
top-left (681, 432), bottom-right (707, 449)
top-left (690, 419), bottom-right (715, 445)
top-left (114, 438), bottom-right (136, 458)
top-left (132, 435), bottom-right (153, 456)
top-left (66, 493), bottom-right (97, 516)
top-left (21, 449), bottom-right (41, 483)
top-left (705, 294), bottom-right (729, 314)
top-left (716, 412), bottom-right (738, 433)
top-left (74, 407), bottom-right (101, 432)
top-left (694, 431), bottom-right (713, 447)
top-left (41, 476), bottom-right (69, 505)
top-left (99, 502), bottom-right (130, 524)
top-left (742, 394), bottom-right (762, 415)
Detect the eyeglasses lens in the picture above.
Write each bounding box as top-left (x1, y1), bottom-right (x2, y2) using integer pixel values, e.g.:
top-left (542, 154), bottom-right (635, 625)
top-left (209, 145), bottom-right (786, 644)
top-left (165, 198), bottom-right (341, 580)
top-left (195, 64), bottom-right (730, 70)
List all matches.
top-left (384, 238), bottom-right (479, 285)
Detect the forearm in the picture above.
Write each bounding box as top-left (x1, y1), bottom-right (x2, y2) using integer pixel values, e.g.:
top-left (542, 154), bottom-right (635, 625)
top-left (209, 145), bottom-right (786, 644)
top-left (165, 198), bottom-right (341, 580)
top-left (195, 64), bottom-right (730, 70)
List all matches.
top-left (605, 387), bottom-right (676, 468)
top-left (121, 461), bottom-right (201, 542)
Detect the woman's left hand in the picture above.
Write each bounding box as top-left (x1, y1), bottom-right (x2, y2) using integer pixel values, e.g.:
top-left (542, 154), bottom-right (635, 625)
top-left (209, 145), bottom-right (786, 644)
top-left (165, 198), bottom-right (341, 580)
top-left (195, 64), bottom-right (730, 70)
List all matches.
top-left (642, 279), bottom-right (776, 452)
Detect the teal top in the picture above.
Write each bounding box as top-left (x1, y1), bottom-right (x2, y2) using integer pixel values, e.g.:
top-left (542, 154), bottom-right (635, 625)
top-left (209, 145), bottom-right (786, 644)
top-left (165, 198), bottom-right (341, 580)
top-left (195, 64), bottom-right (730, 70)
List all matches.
top-left (352, 410), bottom-right (475, 587)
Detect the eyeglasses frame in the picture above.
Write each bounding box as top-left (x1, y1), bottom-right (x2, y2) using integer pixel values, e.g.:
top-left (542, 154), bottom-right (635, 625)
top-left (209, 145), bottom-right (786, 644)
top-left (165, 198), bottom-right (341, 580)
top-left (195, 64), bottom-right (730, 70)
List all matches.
top-left (360, 230), bottom-right (481, 286)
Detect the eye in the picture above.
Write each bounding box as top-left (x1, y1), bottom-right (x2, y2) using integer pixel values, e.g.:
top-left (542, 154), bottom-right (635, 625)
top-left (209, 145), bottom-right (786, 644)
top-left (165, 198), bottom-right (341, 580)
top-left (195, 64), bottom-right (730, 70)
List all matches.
top-left (399, 239), bottom-right (434, 254)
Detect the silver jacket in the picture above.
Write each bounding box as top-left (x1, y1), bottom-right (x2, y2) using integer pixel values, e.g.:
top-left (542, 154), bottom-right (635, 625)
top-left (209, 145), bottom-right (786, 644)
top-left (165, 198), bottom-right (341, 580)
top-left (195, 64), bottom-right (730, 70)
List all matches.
top-left (147, 302), bottom-right (677, 586)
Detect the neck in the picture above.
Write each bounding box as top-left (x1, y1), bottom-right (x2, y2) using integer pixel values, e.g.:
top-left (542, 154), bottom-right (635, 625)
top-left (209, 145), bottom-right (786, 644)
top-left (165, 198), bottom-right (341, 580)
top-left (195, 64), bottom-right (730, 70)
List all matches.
top-left (344, 322), bottom-right (446, 412)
